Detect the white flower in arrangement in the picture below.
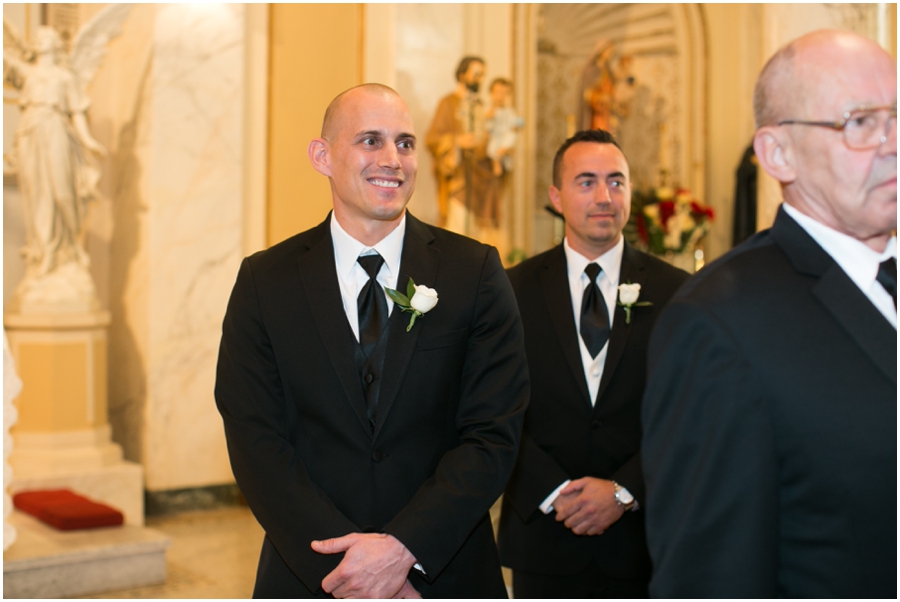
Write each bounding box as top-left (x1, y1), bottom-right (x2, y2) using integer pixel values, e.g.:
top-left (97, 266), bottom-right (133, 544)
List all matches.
top-left (409, 284), bottom-right (439, 314)
top-left (617, 282), bottom-right (652, 325)
top-left (384, 278), bottom-right (439, 331)
top-left (663, 221), bottom-right (683, 250)
top-left (656, 186), bottom-right (675, 200)
top-left (663, 211), bottom-right (697, 251)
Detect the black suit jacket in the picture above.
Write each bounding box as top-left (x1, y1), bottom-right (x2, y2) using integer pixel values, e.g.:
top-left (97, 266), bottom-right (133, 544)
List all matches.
top-left (497, 241), bottom-right (689, 579)
top-left (642, 206), bottom-right (897, 597)
top-left (215, 213), bottom-right (528, 598)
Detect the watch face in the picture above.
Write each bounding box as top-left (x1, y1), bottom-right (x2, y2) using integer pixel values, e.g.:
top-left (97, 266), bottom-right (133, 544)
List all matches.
top-left (617, 487), bottom-right (634, 505)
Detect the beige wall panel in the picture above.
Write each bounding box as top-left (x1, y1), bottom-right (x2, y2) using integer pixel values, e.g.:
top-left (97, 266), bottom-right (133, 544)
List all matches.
top-left (702, 4), bottom-right (762, 260)
top-left (268, 4), bottom-right (362, 246)
top-left (14, 342), bottom-right (88, 431)
top-left (93, 337), bottom-right (108, 429)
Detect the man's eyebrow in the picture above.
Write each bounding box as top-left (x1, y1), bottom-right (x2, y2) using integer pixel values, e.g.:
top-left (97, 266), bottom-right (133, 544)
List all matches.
top-left (574, 170), bottom-right (626, 180)
top-left (397, 132), bottom-right (417, 141)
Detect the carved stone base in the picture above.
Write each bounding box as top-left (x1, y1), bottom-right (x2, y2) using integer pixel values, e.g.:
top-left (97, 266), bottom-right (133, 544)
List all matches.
top-left (4, 310), bottom-right (144, 526)
top-left (10, 425), bottom-right (123, 476)
top-left (3, 510), bottom-right (170, 598)
top-left (9, 262), bottom-right (100, 315)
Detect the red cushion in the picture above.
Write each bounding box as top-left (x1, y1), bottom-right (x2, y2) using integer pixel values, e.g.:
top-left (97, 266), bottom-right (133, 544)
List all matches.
top-left (13, 489), bottom-right (82, 517)
top-left (13, 489), bottom-right (124, 530)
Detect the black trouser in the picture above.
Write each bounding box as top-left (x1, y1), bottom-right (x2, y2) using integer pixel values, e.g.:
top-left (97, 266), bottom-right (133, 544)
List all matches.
top-left (512, 560), bottom-right (648, 599)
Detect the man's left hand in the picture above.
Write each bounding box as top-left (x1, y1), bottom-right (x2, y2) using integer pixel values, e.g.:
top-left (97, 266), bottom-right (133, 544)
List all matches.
top-left (553, 477), bottom-right (625, 536)
top-left (311, 533), bottom-right (417, 598)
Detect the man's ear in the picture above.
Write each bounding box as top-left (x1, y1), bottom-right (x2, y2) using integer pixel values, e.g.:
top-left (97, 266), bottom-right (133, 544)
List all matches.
top-left (308, 138), bottom-right (331, 177)
top-left (753, 126), bottom-right (797, 184)
top-left (548, 185), bottom-right (564, 216)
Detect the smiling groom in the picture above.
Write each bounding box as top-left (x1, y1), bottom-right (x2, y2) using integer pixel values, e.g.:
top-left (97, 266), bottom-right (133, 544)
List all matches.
top-left (215, 84), bottom-right (528, 598)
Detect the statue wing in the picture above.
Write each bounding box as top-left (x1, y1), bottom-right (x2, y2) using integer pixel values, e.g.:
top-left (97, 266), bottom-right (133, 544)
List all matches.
top-left (4, 17), bottom-right (28, 61)
top-left (3, 17), bottom-right (29, 88)
top-left (69, 4), bottom-right (132, 85)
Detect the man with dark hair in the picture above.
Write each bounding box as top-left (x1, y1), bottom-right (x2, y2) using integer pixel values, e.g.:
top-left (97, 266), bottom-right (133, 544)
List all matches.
top-left (498, 129), bottom-right (689, 598)
top-left (455, 55), bottom-right (485, 86)
top-left (426, 56), bottom-right (501, 229)
top-left (216, 83), bottom-right (528, 598)
top-left (642, 29), bottom-right (896, 597)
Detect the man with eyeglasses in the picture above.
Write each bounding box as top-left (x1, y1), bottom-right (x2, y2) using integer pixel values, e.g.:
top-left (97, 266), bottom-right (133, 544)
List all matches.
top-left (641, 29), bottom-right (896, 597)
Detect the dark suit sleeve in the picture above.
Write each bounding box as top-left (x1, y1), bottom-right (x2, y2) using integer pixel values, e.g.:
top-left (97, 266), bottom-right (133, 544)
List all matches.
top-left (611, 452), bottom-right (644, 507)
top-left (641, 299), bottom-right (779, 597)
top-left (504, 430), bottom-right (571, 520)
top-left (215, 257), bottom-right (360, 591)
top-left (383, 247), bottom-right (528, 580)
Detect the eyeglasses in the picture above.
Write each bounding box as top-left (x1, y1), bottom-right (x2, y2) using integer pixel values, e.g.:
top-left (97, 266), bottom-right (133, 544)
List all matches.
top-left (777, 104), bottom-right (897, 150)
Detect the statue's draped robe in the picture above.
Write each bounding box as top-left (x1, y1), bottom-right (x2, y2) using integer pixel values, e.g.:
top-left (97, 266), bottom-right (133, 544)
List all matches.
top-left (426, 93), bottom-right (503, 229)
top-left (11, 62), bottom-right (98, 277)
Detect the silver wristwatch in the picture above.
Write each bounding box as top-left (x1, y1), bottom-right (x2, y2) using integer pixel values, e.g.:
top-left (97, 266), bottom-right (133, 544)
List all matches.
top-left (612, 481), bottom-right (636, 512)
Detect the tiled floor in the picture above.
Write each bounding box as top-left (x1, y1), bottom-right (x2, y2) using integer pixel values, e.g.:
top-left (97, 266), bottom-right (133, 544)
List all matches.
top-left (79, 506), bottom-right (264, 599)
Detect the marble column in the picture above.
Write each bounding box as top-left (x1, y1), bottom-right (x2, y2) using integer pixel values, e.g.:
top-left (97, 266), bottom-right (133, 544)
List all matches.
top-left (125, 4), bottom-right (245, 493)
top-left (4, 332), bottom-right (22, 550)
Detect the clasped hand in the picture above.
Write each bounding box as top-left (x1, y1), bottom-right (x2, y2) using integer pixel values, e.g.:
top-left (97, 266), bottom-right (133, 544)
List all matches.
top-left (311, 532), bottom-right (421, 598)
top-left (553, 477), bottom-right (625, 536)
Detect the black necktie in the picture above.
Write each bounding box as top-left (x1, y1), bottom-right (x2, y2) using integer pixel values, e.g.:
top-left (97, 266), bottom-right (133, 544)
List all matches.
top-left (357, 253), bottom-right (388, 357)
top-left (876, 257), bottom-right (897, 308)
top-left (580, 263), bottom-right (610, 359)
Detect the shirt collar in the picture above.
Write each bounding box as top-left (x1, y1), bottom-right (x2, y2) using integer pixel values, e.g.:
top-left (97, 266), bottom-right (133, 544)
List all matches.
top-left (330, 211), bottom-right (407, 281)
top-left (783, 202), bottom-right (897, 291)
top-left (563, 236), bottom-right (625, 285)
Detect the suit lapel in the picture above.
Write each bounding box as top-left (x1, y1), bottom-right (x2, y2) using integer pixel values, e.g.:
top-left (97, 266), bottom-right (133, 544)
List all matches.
top-left (772, 206), bottom-right (897, 385)
top-left (297, 215), bottom-right (373, 437)
top-left (541, 246), bottom-right (592, 406)
top-left (593, 242), bottom-right (646, 409)
top-left (372, 214), bottom-right (440, 438)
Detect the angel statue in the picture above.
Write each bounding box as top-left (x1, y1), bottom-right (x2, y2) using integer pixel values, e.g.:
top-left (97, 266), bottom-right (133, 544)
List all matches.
top-left (3, 5), bottom-right (131, 313)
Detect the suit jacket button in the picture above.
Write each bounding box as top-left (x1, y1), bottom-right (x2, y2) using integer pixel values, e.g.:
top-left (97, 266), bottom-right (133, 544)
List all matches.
top-left (364, 373), bottom-right (374, 384)
top-left (362, 525), bottom-right (376, 533)
top-left (590, 419), bottom-right (601, 429)
top-left (372, 450), bottom-right (383, 462)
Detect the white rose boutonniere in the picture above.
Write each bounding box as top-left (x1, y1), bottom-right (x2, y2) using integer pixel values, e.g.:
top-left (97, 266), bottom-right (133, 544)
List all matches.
top-left (617, 282), bottom-right (652, 325)
top-left (384, 277), bottom-right (439, 332)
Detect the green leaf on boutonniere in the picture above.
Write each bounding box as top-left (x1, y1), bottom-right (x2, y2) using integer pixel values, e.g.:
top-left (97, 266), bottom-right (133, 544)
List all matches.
top-left (406, 277), bottom-right (416, 300)
top-left (385, 287), bottom-right (409, 306)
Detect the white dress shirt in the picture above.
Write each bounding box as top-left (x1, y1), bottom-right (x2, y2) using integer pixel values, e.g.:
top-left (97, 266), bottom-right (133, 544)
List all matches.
top-left (539, 236), bottom-right (627, 515)
top-left (784, 203), bottom-right (897, 329)
top-left (330, 213), bottom-right (406, 340)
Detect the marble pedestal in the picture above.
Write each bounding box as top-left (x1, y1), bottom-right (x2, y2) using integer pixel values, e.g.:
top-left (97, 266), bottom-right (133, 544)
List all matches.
top-left (4, 311), bottom-right (145, 526)
top-left (3, 510), bottom-right (170, 598)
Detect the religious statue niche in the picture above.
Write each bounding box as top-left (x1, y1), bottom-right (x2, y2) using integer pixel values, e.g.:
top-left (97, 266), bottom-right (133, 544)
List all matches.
top-left (579, 40), bottom-right (636, 138)
top-left (3, 5), bottom-right (131, 313)
top-left (426, 56), bottom-right (517, 257)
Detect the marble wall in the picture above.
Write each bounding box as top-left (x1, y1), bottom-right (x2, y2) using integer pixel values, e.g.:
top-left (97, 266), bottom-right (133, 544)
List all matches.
top-left (140, 4), bottom-right (244, 491)
top-left (87, 4), bottom-right (246, 492)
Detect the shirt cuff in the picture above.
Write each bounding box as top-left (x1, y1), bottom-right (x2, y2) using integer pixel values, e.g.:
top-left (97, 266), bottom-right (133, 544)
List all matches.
top-left (413, 563), bottom-right (425, 574)
top-left (539, 480), bottom-right (572, 514)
